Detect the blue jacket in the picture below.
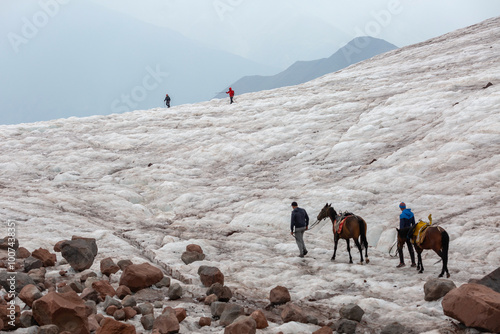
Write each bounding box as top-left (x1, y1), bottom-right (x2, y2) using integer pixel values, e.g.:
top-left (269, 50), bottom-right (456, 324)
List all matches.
top-left (291, 207), bottom-right (309, 232)
top-left (399, 208), bottom-right (415, 229)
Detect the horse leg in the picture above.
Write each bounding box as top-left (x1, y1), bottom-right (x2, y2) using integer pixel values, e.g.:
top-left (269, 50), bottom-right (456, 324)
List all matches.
top-left (332, 235), bottom-right (339, 261)
top-left (346, 239), bottom-right (353, 264)
top-left (353, 238), bottom-right (364, 264)
top-left (417, 250), bottom-right (424, 273)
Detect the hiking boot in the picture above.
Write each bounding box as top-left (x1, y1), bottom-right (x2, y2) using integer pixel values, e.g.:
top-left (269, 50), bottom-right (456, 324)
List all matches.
top-left (303, 250), bottom-right (308, 256)
top-left (298, 254), bottom-right (304, 258)
top-left (396, 263), bottom-right (405, 268)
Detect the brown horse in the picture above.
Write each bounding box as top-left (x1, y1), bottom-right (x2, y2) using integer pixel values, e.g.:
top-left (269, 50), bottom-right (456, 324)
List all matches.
top-left (317, 203), bottom-right (369, 264)
top-left (397, 225), bottom-right (450, 277)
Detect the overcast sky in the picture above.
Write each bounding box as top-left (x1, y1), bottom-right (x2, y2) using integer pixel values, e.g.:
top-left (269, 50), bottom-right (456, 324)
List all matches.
top-left (86, 0), bottom-right (500, 68)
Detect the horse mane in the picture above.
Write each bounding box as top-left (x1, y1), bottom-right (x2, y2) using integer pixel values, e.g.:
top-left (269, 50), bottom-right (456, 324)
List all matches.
top-left (328, 206), bottom-right (337, 218)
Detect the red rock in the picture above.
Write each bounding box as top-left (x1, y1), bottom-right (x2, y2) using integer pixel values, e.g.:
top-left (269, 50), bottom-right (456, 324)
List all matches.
top-left (224, 316), bottom-right (257, 334)
top-left (19, 284), bottom-right (42, 308)
top-left (106, 305), bottom-right (118, 316)
top-left (32, 291), bottom-right (89, 334)
top-left (92, 280), bottom-right (116, 299)
top-left (97, 317), bottom-right (136, 334)
top-left (16, 247), bottom-right (31, 259)
top-left (32, 248), bottom-right (57, 267)
top-left (0, 304), bottom-right (21, 330)
top-left (281, 303), bottom-right (307, 323)
top-left (53, 240), bottom-right (67, 252)
top-left (119, 263), bottom-right (164, 292)
top-left (153, 311), bottom-right (179, 334)
top-left (313, 326), bottom-right (334, 334)
top-left (174, 308), bottom-right (187, 322)
top-left (186, 244), bottom-right (203, 254)
top-left (442, 283), bottom-right (500, 333)
top-left (100, 258), bottom-right (120, 276)
top-left (270, 286), bottom-right (291, 305)
top-left (199, 316), bottom-right (211, 327)
top-left (123, 306), bottom-right (137, 320)
top-left (116, 285), bottom-right (132, 299)
top-left (250, 309), bottom-right (268, 329)
top-left (198, 266), bottom-right (224, 287)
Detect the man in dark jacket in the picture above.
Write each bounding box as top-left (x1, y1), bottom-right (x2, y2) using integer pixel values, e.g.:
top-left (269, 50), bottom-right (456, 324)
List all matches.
top-left (290, 201), bottom-right (309, 257)
top-left (164, 94), bottom-right (171, 108)
top-left (397, 202), bottom-right (416, 268)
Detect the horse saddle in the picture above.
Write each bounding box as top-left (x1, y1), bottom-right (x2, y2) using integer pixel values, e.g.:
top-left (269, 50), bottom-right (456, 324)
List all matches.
top-left (334, 212), bottom-right (354, 234)
top-left (412, 214), bottom-right (433, 245)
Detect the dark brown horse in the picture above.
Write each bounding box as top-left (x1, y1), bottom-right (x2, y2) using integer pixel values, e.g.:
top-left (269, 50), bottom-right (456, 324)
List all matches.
top-left (317, 203), bottom-right (369, 264)
top-left (397, 225), bottom-right (450, 277)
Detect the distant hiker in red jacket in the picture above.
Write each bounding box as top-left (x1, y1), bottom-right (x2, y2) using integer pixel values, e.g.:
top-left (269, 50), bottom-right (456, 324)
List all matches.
top-left (226, 87), bottom-right (235, 104)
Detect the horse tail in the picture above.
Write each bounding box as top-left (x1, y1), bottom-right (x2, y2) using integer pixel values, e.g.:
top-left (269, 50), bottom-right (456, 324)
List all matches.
top-left (441, 229), bottom-right (449, 265)
top-left (357, 217), bottom-right (368, 250)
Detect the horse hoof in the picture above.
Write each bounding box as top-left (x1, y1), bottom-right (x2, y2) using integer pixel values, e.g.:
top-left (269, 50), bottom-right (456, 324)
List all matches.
top-left (447, 274), bottom-right (450, 278)
top-left (418, 270), bottom-right (423, 274)
top-left (365, 259), bottom-right (370, 264)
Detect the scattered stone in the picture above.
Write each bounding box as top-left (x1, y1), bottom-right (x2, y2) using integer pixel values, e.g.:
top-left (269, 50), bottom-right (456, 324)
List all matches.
top-left (134, 287), bottom-right (166, 303)
top-left (123, 306), bottom-right (137, 320)
top-left (98, 317), bottom-right (136, 333)
top-left (204, 293), bottom-right (218, 305)
top-left (250, 309), bottom-right (268, 329)
top-left (154, 301), bottom-right (163, 309)
top-left (60, 238), bottom-right (98, 271)
top-left (88, 314), bottom-right (100, 332)
top-left (210, 301), bottom-right (227, 318)
top-left (103, 295), bottom-right (122, 311)
top-left (198, 266), bottom-right (224, 287)
top-left (442, 283), bottom-right (500, 333)
top-left (68, 280), bottom-right (84, 293)
top-left (137, 302), bottom-right (154, 315)
top-left (31, 248), bottom-right (57, 267)
top-left (80, 288), bottom-right (100, 303)
top-left (19, 284), bottom-right (43, 308)
top-left (281, 303), bottom-right (307, 323)
top-left (424, 278), bottom-right (456, 301)
top-left (84, 300), bottom-right (97, 316)
top-left (0, 270), bottom-right (36, 293)
top-left (313, 326), bottom-right (333, 334)
top-left (79, 270), bottom-right (98, 282)
top-left (141, 314), bottom-right (155, 330)
top-left (32, 290), bottom-right (89, 334)
top-left (0, 237), bottom-right (18, 250)
top-left (153, 310), bottom-right (180, 334)
top-left (470, 266), bottom-right (500, 294)
top-left (380, 322), bottom-right (407, 334)
top-left (116, 285), bottom-right (132, 299)
top-left (199, 316), bottom-right (211, 327)
top-left (119, 263), bottom-right (164, 292)
top-left (168, 282), bottom-right (183, 300)
top-left (155, 276), bottom-right (171, 288)
top-left (92, 280), bottom-right (116, 299)
top-left (181, 251), bottom-right (205, 265)
top-left (224, 315), bottom-right (256, 334)
top-left (28, 268), bottom-right (46, 285)
top-left (174, 307), bottom-right (187, 323)
top-left (339, 303), bottom-right (364, 322)
top-left (186, 244), bottom-right (203, 254)
top-left (122, 295), bottom-right (137, 308)
top-left (336, 318), bottom-right (357, 334)
top-left (100, 257), bottom-right (120, 276)
top-left (38, 324), bottom-right (60, 334)
top-left (16, 247), bottom-right (31, 259)
top-left (117, 259), bottom-right (133, 271)
top-left (53, 240), bottom-right (65, 252)
top-left (20, 310), bottom-right (36, 328)
top-left (106, 305), bottom-right (118, 316)
top-left (113, 308), bottom-right (126, 321)
top-left (219, 304), bottom-right (244, 326)
top-left (207, 282), bottom-right (232, 302)
top-left (270, 286), bottom-right (291, 305)
top-left (0, 304), bottom-right (21, 329)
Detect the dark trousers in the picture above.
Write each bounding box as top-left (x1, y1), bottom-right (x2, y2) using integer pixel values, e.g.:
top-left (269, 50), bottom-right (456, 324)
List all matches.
top-left (399, 239), bottom-right (415, 264)
top-left (229, 96), bottom-right (234, 104)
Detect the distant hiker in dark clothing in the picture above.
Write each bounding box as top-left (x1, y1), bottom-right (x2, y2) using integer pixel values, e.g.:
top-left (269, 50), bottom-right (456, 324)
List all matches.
top-left (397, 202), bottom-right (416, 268)
top-left (226, 87), bottom-right (235, 104)
top-left (290, 201), bottom-right (309, 257)
top-left (164, 94), bottom-right (171, 108)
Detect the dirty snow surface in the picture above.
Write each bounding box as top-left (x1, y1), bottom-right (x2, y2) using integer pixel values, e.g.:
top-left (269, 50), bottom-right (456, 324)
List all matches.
top-left (1, 17), bottom-right (499, 334)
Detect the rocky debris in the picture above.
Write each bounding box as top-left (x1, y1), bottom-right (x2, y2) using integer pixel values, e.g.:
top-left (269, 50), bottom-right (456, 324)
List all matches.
top-left (250, 309), bottom-right (268, 329)
top-left (119, 263), bottom-right (164, 292)
top-left (204, 293), bottom-right (218, 305)
top-left (0, 237), bottom-right (19, 250)
top-left (0, 270), bottom-right (36, 293)
top-left (100, 258), bottom-right (120, 276)
top-left (31, 248), bottom-right (57, 267)
top-left (155, 276), bottom-right (171, 288)
top-left (442, 283), bottom-right (500, 333)
top-left (116, 285), bottom-right (132, 299)
top-left (469, 266), bottom-right (500, 293)
top-left (210, 301), bottom-right (227, 319)
top-left (174, 307), bottom-right (186, 322)
top-left (60, 238), bottom-right (98, 271)
top-left (219, 304), bottom-right (244, 326)
top-left (339, 303), bottom-right (364, 322)
top-left (424, 278), bottom-right (456, 301)
top-left (207, 282), bottom-right (232, 302)
top-left (0, 304), bottom-right (21, 330)
top-left (19, 284), bottom-right (43, 307)
top-left (186, 244), bottom-right (203, 254)
top-left (117, 259), bottom-right (133, 271)
top-left (167, 282), bottom-right (183, 300)
top-left (92, 280), bottom-right (116, 300)
top-left (153, 307), bottom-right (180, 333)
top-left (198, 265), bottom-right (224, 287)
top-left (32, 290), bottom-right (89, 334)
top-left (313, 326), bottom-right (334, 334)
top-left (336, 318), bottom-right (357, 334)
top-left (16, 247), bottom-right (31, 259)
top-left (199, 316), bottom-right (211, 327)
top-left (97, 317), bottom-right (136, 333)
top-left (122, 295), bottom-right (137, 308)
top-left (181, 251), bottom-right (205, 265)
top-left (141, 313), bottom-right (155, 330)
top-left (24, 256), bottom-right (44, 272)
top-left (223, 315), bottom-right (257, 334)
top-left (102, 295), bottom-right (122, 311)
top-left (38, 324), bottom-right (60, 333)
top-left (20, 310), bottom-right (36, 328)
top-left (269, 286), bottom-right (291, 305)
top-left (380, 322), bottom-right (408, 334)
top-left (280, 302), bottom-right (307, 323)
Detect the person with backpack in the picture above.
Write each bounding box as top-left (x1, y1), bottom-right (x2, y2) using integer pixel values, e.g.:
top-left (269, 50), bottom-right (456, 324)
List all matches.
top-left (397, 202), bottom-right (416, 268)
top-left (290, 201), bottom-right (309, 257)
top-left (164, 94), bottom-right (171, 108)
top-left (226, 87), bottom-right (235, 104)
